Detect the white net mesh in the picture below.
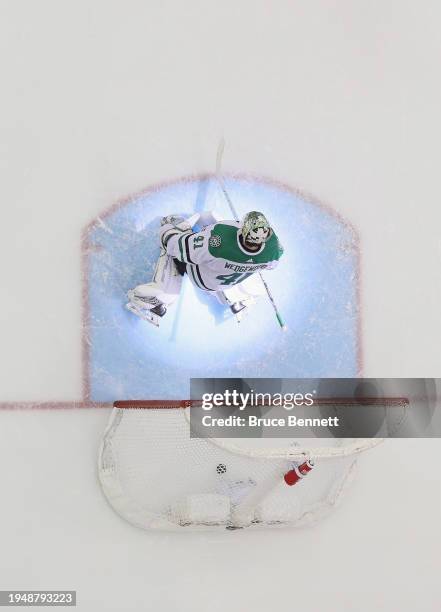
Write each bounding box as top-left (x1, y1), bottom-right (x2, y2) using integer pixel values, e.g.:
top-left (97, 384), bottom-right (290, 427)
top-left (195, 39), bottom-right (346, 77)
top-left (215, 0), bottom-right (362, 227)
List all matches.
top-left (98, 402), bottom-right (385, 531)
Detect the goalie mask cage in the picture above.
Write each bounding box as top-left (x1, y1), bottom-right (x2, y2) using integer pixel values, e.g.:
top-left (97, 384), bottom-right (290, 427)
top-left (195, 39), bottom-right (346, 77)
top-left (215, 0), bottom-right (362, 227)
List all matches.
top-left (98, 397), bottom-right (408, 531)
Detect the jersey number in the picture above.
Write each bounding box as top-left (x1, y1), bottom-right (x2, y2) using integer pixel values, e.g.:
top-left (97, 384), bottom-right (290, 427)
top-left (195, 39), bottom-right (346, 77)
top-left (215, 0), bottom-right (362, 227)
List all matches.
top-left (216, 272), bottom-right (252, 286)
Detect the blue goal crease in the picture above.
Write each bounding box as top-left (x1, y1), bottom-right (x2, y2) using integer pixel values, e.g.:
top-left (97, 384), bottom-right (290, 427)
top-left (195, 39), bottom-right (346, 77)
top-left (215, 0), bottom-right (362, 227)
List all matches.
top-left (86, 177), bottom-right (360, 401)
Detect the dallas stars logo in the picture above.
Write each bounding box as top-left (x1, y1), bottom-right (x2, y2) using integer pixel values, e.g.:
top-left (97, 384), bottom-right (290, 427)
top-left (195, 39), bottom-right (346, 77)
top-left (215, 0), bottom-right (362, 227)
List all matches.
top-left (209, 234), bottom-right (222, 247)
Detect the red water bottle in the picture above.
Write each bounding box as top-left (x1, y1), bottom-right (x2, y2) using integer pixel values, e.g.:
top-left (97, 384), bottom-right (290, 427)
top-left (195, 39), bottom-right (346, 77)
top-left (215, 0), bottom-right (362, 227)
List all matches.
top-left (284, 459), bottom-right (314, 486)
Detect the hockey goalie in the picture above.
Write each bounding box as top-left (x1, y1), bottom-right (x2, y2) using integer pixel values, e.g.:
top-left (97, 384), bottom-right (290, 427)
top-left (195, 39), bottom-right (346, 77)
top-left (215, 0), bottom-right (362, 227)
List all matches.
top-left (126, 211), bottom-right (284, 327)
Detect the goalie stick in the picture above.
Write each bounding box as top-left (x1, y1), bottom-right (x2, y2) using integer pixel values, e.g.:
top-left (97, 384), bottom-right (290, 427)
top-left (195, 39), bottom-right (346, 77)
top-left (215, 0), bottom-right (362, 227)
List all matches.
top-left (215, 138), bottom-right (287, 331)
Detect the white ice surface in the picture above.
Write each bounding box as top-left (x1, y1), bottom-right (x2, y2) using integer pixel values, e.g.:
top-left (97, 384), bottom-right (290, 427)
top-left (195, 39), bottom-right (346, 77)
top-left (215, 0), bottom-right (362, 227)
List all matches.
top-left (0, 1), bottom-right (440, 610)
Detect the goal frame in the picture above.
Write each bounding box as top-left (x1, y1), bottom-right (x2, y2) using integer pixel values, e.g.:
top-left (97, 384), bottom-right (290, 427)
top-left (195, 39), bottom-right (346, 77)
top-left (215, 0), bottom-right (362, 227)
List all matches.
top-left (110, 396), bottom-right (409, 460)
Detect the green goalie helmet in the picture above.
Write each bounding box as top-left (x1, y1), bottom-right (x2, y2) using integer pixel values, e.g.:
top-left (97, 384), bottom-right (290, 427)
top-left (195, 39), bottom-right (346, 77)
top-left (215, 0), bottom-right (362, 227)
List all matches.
top-left (241, 211), bottom-right (272, 245)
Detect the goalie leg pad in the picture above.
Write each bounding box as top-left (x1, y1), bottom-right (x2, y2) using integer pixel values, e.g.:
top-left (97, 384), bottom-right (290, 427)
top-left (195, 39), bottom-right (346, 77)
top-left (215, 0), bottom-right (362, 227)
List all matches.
top-left (216, 273), bottom-right (265, 307)
top-left (128, 249), bottom-right (183, 310)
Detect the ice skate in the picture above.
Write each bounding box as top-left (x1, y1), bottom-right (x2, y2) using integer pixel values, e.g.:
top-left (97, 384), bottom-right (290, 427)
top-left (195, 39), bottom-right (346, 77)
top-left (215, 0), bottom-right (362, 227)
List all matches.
top-left (230, 301), bottom-right (247, 323)
top-left (229, 298), bottom-right (256, 323)
top-left (126, 290), bottom-right (167, 328)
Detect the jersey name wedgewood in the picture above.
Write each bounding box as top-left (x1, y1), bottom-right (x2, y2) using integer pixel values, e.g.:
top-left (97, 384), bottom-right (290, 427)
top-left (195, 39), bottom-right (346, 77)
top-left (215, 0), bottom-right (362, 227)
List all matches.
top-left (160, 220), bottom-right (284, 292)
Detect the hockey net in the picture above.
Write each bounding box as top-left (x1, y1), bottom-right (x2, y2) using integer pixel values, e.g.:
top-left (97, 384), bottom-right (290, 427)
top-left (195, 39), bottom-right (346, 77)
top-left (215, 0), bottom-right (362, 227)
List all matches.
top-left (98, 397), bottom-right (408, 531)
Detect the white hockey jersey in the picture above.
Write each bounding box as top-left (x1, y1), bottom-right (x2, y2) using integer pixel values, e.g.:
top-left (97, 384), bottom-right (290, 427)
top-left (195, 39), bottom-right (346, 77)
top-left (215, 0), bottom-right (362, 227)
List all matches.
top-left (160, 220), bottom-right (283, 292)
